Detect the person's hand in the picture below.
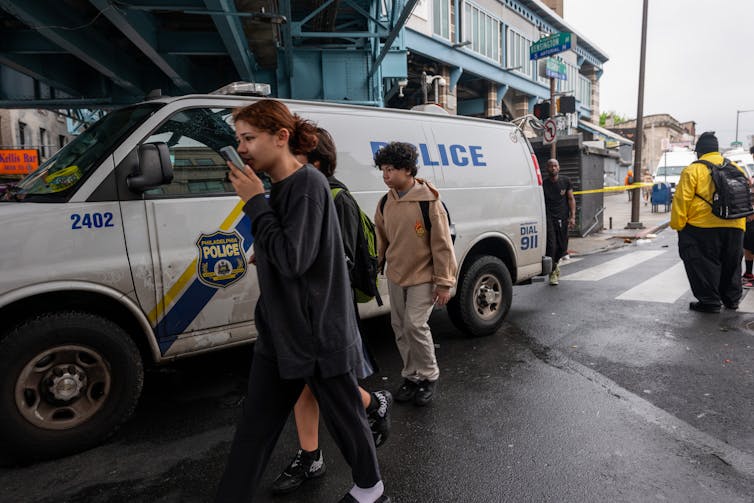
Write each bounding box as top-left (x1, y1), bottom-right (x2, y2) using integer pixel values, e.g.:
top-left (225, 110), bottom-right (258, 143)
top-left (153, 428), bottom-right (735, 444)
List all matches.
top-left (227, 162), bottom-right (264, 202)
top-left (747, 214), bottom-right (754, 223)
top-left (433, 286), bottom-right (451, 307)
top-left (568, 216), bottom-right (576, 229)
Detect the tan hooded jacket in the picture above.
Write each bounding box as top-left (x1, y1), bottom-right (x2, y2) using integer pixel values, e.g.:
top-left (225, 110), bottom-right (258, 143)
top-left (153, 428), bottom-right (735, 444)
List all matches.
top-left (374, 178), bottom-right (458, 288)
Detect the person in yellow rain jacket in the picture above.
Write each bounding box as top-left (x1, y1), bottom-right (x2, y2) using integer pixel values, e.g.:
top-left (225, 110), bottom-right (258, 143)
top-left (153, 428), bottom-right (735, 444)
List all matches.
top-left (670, 131), bottom-right (746, 313)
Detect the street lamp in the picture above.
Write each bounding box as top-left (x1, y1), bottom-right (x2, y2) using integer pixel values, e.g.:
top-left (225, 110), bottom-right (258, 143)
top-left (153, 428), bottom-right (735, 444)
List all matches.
top-left (735, 109), bottom-right (754, 144)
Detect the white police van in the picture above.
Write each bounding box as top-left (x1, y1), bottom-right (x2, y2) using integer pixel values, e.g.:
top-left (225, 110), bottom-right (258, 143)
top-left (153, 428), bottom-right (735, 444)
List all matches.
top-left (0, 86), bottom-right (549, 462)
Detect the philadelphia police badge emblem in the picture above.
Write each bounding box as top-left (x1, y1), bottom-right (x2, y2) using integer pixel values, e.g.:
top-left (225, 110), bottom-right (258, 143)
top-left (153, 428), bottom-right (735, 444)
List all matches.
top-left (196, 230), bottom-right (247, 288)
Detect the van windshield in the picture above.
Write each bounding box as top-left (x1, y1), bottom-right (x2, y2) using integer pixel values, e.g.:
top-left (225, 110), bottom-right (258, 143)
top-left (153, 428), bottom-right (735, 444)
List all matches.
top-left (654, 165), bottom-right (685, 177)
top-left (3, 104), bottom-right (163, 202)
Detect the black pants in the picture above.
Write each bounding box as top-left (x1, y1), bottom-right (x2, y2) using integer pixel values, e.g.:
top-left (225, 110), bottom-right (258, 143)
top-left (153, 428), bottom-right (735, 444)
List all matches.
top-left (677, 224), bottom-right (744, 307)
top-left (215, 353), bottom-right (381, 502)
top-left (546, 216), bottom-right (569, 263)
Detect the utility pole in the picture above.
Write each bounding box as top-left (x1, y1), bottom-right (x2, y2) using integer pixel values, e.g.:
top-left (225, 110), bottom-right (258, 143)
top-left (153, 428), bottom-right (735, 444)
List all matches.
top-left (549, 77), bottom-right (556, 159)
top-left (628, 0), bottom-right (648, 229)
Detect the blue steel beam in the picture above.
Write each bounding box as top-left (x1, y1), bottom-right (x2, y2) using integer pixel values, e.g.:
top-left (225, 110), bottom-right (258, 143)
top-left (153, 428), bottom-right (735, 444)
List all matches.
top-left (158, 32), bottom-right (227, 55)
top-left (114, 0), bottom-right (205, 8)
top-left (203, 0), bottom-right (256, 81)
top-left (89, 0), bottom-right (195, 93)
top-left (341, 0), bottom-right (388, 30)
top-left (0, 53), bottom-right (102, 98)
top-left (291, 30), bottom-right (387, 38)
top-left (0, 0), bottom-right (145, 95)
top-left (367, 0), bottom-right (419, 78)
top-left (0, 31), bottom-right (66, 54)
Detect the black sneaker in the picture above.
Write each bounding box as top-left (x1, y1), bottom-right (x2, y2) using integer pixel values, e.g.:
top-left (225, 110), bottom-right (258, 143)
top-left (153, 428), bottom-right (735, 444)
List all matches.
top-left (394, 379), bottom-right (418, 402)
top-left (414, 379), bottom-right (437, 406)
top-left (367, 390), bottom-right (393, 447)
top-left (689, 302), bottom-right (721, 313)
top-left (271, 448), bottom-right (326, 494)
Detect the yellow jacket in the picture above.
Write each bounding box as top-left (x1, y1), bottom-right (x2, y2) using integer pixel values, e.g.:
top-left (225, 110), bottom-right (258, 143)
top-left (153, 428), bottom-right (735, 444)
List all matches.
top-left (670, 152), bottom-right (746, 231)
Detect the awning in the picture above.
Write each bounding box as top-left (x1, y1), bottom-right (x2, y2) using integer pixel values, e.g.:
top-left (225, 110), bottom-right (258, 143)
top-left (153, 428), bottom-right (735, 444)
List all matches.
top-left (579, 119), bottom-right (633, 147)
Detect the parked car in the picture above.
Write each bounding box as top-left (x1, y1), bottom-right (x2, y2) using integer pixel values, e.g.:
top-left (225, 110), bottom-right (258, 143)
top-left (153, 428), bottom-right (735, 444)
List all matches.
top-left (652, 148), bottom-right (696, 194)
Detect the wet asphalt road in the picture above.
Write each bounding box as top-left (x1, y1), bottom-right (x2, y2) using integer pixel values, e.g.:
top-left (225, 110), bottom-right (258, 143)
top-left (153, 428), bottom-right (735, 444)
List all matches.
top-left (3, 230), bottom-right (754, 502)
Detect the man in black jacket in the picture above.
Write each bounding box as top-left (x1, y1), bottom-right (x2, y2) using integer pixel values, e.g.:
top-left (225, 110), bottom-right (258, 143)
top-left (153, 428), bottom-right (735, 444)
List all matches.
top-left (542, 158), bottom-right (576, 285)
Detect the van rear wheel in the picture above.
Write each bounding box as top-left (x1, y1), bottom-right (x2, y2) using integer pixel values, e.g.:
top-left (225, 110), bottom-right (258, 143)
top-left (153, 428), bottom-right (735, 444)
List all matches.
top-left (447, 256), bottom-right (512, 337)
top-left (0, 312), bottom-right (143, 464)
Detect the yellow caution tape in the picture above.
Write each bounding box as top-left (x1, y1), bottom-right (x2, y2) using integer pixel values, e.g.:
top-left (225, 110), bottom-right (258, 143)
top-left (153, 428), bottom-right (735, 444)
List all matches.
top-left (573, 183), bottom-right (654, 195)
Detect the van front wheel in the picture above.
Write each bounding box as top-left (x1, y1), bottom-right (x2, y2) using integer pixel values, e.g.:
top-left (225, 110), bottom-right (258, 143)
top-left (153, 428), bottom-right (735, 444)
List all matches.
top-left (447, 256), bottom-right (512, 337)
top-left (0, 312), bottom-right (143, 464)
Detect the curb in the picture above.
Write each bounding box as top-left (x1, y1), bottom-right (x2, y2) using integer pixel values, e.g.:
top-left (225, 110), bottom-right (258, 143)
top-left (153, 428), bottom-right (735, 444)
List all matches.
top-left (636, 219), bottom-right (671, 239)
top-left (569, 219), bottom-right (671, 257)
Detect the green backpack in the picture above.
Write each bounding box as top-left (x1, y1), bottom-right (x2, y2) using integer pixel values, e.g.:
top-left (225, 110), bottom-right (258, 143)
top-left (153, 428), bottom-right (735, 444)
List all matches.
top-left (331, 188), bottom-right (382, 305)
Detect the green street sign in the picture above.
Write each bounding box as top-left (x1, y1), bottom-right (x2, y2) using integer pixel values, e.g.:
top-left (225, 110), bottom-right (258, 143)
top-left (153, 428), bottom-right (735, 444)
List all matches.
top-left (544, 57), bottom-right (567, 80)
top-left (530, 32), bottom-right (575, 60)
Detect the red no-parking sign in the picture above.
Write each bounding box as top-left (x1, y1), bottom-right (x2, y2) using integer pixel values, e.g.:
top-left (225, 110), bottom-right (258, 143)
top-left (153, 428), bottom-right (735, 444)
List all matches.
top-left (543, 118), bottom-right (557, 145)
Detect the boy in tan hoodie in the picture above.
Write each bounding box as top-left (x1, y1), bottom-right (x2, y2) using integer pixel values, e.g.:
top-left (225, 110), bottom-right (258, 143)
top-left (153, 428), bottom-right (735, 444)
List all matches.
top-left (374, 142), bottom-right (457, 406)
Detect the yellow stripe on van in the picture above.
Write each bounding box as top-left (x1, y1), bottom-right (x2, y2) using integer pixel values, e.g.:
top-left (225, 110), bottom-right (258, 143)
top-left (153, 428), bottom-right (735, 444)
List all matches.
top-left (147, 201), bottom-right (247, 325)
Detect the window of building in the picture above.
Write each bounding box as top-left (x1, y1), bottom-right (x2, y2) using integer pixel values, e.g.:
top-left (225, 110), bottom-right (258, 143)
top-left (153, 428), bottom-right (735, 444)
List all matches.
top-left (463, 2), bottom-right (502, 63)
top-left (433, 0), bottom-right (450, 39)
top-left (58, 134), bottom-right (66, 148)
top-left (39, 128), bottom-right (48, 157)
top-left (507, 28), bottom-right (533, 79)
top-left (18, 121), bottom-right (26, 146)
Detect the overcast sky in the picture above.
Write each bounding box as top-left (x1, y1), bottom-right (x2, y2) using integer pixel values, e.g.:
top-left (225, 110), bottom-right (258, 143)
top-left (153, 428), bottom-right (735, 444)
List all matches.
top-left (564, 0), bottom-right (754, 149)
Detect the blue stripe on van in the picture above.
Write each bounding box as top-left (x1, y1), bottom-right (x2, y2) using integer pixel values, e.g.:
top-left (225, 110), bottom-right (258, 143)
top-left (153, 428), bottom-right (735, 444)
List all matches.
top-left (156, 214), bottom-right (254, 355)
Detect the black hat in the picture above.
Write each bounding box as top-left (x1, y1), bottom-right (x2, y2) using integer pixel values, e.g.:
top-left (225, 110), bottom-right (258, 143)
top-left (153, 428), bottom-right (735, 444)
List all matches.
top-left (695, 131), bottom-right (718, 155)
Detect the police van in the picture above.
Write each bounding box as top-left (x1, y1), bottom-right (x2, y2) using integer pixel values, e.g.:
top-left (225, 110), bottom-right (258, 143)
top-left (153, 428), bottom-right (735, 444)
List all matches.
top-left (0, 86), bottom-right (550, 462)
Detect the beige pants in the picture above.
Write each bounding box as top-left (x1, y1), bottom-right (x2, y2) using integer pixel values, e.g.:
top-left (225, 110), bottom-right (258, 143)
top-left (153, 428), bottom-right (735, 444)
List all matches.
top-left (387, 281), bottom-right (439, 382)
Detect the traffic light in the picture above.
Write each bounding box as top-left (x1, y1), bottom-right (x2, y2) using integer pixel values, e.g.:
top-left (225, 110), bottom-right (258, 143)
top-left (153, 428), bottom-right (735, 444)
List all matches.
top-left (558, 96), bottom-right (576, 114)
top-left (533, 101), bottom-right (550, 119)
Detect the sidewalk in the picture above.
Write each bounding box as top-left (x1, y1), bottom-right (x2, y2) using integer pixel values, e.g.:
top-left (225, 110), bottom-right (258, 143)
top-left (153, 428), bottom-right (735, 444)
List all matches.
top-left (567, 191), bottom-right (671, 256)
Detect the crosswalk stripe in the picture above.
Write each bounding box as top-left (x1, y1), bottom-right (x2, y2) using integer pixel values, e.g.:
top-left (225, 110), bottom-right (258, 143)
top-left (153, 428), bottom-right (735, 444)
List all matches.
top-left (615, 262), bottom-right (689, 303)
top-left (561, 250), bottom-right (667, 281)
top-left (738, 290), bottom-right (754, 313)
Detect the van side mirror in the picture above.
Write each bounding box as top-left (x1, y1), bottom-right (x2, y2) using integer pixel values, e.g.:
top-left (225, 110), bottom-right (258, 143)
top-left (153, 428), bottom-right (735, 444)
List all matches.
top-left (126, 142), bottom-right (173, 192)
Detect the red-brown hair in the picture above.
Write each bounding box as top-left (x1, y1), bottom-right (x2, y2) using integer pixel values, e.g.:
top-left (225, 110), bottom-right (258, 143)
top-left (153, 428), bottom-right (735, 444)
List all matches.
top-left (233, 99), bottom-right (318, 155)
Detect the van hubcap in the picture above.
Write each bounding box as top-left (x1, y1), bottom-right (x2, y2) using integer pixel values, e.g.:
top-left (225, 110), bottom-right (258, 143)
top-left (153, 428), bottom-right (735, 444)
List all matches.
top-left (473, 274), bottom-right (502, 320)
top-left (15, 345), bottom-right (111, 430)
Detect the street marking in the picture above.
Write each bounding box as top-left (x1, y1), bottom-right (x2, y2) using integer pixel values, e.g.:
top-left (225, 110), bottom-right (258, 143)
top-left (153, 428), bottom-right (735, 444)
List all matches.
top-left (616, 262), bottom-right (688, 303)
top-left (561, 250), bottom-right (666, 281)
top-left (738, 289), bottom-right (754, 313)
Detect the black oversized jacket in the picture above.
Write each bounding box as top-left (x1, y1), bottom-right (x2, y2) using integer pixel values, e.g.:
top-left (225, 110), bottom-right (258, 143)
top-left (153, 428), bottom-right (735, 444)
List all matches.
top-left (243, 165), bottom-right (363, 379)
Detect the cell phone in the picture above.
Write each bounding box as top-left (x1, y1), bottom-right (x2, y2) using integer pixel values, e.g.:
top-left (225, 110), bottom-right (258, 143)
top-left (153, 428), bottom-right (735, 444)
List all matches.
top-left (219, 146), bottom-right (246, 172)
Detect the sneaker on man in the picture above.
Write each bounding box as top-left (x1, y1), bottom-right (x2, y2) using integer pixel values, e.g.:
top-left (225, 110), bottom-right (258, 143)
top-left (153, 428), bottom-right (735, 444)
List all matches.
top-left (271, 448), bottom-right (326, 494)
top-left (414, 379), bottom-right (437, 406)
top-left (367, 390), bottom-right (393, 447)
top-left (744, 280), bottom-right (754, 289)
top-left (743, 273), bottom-right (754, 282)
top-left (548, 271), bottom-right (559, 285)
top-left (394, 379), bottom-right (418, 403)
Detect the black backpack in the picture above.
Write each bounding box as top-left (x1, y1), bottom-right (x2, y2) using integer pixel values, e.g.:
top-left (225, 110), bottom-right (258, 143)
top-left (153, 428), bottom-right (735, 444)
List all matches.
top-left (378, 195), bottom-right (456, 243)
top-left (331, 188), bottom-right (383, 306)
top-left (693, 159), bottom-right (754, 219)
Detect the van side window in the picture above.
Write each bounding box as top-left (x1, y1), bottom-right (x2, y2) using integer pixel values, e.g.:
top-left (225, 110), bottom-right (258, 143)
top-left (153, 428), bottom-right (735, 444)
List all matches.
top-left (142, 108), bottom-right (236, 197)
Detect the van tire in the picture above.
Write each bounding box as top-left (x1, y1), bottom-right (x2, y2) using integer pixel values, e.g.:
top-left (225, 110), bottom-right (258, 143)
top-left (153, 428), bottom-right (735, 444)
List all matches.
top-left (0, 312), bottom-right (143, 464)
top-left (447, 256), bottom-right (512, 337)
